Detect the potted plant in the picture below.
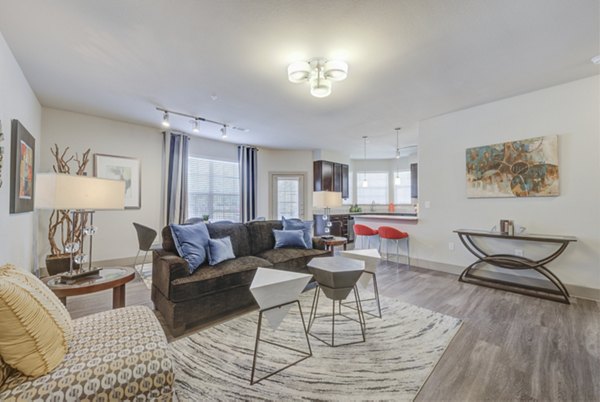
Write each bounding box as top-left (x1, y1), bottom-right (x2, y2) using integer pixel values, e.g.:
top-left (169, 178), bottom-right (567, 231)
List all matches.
top-left (45, 145), bottom-right (91, 275)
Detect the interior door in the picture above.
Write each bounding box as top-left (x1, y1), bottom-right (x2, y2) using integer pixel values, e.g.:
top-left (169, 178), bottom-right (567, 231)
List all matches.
top-left (270, 173), bottom-right (305, 220)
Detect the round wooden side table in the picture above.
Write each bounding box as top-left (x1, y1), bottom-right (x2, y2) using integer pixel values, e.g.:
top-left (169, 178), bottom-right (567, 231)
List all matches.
top-left (321, 236), bottom-right (348, 252)
top-left (43, 267), bottom-right (135, 309)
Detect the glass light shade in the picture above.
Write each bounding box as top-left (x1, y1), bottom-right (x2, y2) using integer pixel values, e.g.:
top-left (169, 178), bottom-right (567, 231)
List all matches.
top-left (394, 175), bottom-right (401, 185)
top-left (324, 60), bottom-right (348, 81)
top-left (313, 191), bottom-right (343, 208)
top-left (361, 178), bottom-right (369, 188)
top-left (310, 77), bottom-right (332, 98)
top-left (288, 61), bottom-right (311, 83)
top-left (35, 173), bottom-right (126, 210)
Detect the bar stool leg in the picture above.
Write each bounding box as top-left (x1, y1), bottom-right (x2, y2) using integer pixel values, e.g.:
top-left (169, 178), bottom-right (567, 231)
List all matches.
top-left (406, 237), bottom-right (411, 267)
top-left (396, 239), bottom-right (400, 266)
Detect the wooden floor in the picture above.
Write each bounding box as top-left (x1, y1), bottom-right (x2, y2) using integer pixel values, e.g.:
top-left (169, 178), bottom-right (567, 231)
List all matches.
top-left (65, 262), bottom-right (600, 401)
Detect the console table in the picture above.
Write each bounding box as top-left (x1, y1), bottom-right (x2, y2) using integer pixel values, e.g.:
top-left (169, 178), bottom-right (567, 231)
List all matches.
top-left (453, 229), bottom-right (576, 304)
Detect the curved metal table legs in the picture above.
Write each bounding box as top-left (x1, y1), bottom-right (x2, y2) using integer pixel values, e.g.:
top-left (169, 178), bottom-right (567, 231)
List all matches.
top-left (456, 232), bottom-right (573, 304)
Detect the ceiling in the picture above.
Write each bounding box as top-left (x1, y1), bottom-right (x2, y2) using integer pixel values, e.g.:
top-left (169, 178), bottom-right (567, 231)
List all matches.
top-left (0, 0), bottom-right (598, 158)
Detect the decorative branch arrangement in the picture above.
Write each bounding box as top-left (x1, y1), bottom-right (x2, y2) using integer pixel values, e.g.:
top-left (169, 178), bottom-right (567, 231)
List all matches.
top-left (47, 145), bottom-right (91, 256)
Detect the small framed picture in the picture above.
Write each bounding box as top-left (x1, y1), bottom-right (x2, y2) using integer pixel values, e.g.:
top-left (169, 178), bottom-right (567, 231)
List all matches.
top-left (10, 120), bottom-right (35, 213)
top-left (94, 154), bottom-right (141, 209)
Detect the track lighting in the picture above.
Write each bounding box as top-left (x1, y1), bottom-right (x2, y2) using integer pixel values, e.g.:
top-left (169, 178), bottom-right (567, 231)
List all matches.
top-left (162, 112), bottom-right (170, 128)
top-left (155, 107), bottom-right (248, 138)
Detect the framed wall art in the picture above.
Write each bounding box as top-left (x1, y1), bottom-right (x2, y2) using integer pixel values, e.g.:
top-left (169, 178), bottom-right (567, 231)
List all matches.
top-left (94, 154), bottom-right (141, 209)
top-left (10, 120), bottom-right (35, 213)
top-left (465, 135), bottom-right (559, 198)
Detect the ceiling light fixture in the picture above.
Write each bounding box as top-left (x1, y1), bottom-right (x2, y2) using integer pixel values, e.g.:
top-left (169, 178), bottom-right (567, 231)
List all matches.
top-left (155, 107), bottom-right (248, 138)
top-left (161, 111), bottom-right (170, 128)
top-left (592, 55), bottom-right (600, 65)
top-left (362, 136), bottom-right (369, 188)
top-left (288, 58), bottom-right (348, 98)
top-left (394, 127), bottom-right (402, 185)
top-left (221, 125), bottom-right (228, 139)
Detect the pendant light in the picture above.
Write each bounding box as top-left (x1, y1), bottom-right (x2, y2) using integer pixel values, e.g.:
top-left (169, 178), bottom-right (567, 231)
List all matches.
top-left (361, 136), bottom-right (369, 188)
top-left (394, 128), bottom-right (402, 185)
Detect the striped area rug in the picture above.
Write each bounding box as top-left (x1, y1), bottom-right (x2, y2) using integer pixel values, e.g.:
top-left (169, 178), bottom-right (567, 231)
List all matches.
top-left (170, 291), bottom-right (462, 401)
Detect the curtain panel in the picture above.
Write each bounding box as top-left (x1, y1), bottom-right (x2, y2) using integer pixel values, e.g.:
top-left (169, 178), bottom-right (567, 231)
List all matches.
top-left (238, 145), bottom-right (258, 222)
top-left (166, 133), bottom-right (190, 224)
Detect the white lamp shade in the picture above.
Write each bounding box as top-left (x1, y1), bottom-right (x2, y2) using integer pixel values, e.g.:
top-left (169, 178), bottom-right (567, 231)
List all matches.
top-left (324, 60), bottom-right (348, 81)
top-left (310, 77), bottom-right (332, 98)
top-left (313, 191), bottom-right (342, 208)
top-left (35, 173), bottom-right (126, 210)
top-left (287, 61), bottom-right (311, 83)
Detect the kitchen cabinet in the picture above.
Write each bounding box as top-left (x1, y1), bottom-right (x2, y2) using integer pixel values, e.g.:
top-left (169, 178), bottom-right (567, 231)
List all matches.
top-left (410, 163), bottom-right (418, 199)
top-left (313, 160), bottom-right (349, 199)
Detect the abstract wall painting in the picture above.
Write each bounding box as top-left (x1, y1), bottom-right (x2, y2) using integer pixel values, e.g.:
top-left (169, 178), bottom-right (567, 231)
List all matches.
top-left (10, 120), bottom-right (35, 213)
top-left (466, 135), bottom-right (559, 198)
top-left (94, 153), bottom-right (141, 209)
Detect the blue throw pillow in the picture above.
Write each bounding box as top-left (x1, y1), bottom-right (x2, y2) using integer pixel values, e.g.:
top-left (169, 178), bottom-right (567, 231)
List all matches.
top-left (207, 236), bottom-right (236, 266)
top-left (273, 229), bottom-right (308, 249)
top-left (282, 216), bottom-right (314, 249)
top-left (170, 222), bottom-right (210, 274)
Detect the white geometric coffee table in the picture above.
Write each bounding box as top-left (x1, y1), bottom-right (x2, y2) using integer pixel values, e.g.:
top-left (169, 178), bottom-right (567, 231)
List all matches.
top-left (249, 268), bottom-right (313, 385)
top-left (339, 249), bottom-right (382, 318)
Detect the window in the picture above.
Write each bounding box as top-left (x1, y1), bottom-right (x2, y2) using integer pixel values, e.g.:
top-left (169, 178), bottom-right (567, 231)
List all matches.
top-left (356, 172), bottom-right (388, 204)
top-left (393, 171), bottom-right (412, 204)
top-left (187, 157), bottom-right (240, 222)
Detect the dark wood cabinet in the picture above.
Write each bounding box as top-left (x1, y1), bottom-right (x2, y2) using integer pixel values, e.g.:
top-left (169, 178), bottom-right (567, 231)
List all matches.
top-left (314, 214), bottom-right (350, 239)
top-left (410, 163), bottom-right (418, 199)
top-left (313, 160), bottom-right (349, 199)
top-left (341, 164), bottom-right (349, 199)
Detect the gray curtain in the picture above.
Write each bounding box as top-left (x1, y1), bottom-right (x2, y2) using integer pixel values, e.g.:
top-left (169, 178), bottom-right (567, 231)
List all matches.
top-left (166, 133), bottom-right (190, 224)
top-left (238, 145), bottom-right (258, 222)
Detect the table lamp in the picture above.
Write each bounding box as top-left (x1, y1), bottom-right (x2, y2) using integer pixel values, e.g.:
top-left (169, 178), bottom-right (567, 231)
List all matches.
top-left (35, 173), bottom-right (125, 281)
top-left (313, 191), bottom-right (342, 235)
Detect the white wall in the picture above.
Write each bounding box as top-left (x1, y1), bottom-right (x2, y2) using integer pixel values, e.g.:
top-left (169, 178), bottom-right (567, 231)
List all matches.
top-left (0, 32), bottom-right (42, 272)
top-left (257, 149), bottom-right (313, 220)
top-left (40, 108), bottom-right (163, 263)
top-left (409, 75), bottom-right (599, 294)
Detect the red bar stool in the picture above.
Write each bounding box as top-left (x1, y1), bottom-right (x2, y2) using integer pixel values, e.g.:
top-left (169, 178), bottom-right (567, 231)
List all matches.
top-left (378, 226), bottom-right (410, 267)
top-left (353, 224), bottom-right (379, 249)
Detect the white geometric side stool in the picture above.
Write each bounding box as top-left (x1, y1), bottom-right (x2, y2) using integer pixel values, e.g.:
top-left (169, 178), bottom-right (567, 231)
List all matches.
top-left (339, 248), bottom-right (383, 318)
top-left (249, 268), bottom-right (313, 385)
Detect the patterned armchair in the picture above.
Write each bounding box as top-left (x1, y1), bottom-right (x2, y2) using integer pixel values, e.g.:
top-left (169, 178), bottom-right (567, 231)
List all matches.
top-left (0, 306), bottom-right (173, 401)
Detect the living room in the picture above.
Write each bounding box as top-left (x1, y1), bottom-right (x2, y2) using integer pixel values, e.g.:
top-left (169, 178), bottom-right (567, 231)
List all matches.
top-left (0, 1), bottom-right (598, 401)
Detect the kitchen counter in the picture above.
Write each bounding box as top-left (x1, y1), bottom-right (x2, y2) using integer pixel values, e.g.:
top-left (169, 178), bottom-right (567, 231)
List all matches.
top-left (318, 212), bottom-right (418, 217)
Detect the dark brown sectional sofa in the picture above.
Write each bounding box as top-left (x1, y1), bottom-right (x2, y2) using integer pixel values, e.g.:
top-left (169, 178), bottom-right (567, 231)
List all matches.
top-left (152, 220), bottom-right (330, 336)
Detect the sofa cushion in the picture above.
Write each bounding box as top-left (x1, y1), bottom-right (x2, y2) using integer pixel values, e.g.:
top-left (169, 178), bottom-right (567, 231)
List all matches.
top-left (0, 306), bottom-right (173, 401)
top-left (170, 256), bottom-right (272, 303)
top-left (246, 220), bottom-right (283, 255)
top-left (208, 236), bottom-right (236, 265)
top-left (273, 229), bottom-right (308, 249)
top-left (282, 217), bottom-right (314, 249)
top-left (207, 222), bottom-right (251, 257)
top-left (170, 222), bottom-right (210, 273)
top-left (0, 264), bottom-right (73, 377)
top-left (258, 248), bottom-right (330, 266)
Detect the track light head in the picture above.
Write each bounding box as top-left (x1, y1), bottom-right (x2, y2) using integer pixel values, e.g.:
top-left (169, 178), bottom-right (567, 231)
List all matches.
top-left (221, 125), bottom-right (228, 139)
top-left (161, 112), bottom-right (170, 128)
top-left (192, 119), bottom-right (200, 133)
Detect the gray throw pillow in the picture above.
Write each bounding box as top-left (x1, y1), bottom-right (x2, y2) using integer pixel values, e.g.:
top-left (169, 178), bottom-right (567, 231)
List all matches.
top-left (282, 216), bottom-right (314, 249)
top-left (273, 229), bottom-right (308, 249)
top-left (207, 236), bottom-right (236, 265)
top-left (169, 222), bottom-right (210, 274)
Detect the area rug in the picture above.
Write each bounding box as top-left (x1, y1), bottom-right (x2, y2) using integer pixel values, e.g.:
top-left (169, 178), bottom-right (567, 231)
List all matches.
top-left (170, 292), bottom-right (462, 401)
